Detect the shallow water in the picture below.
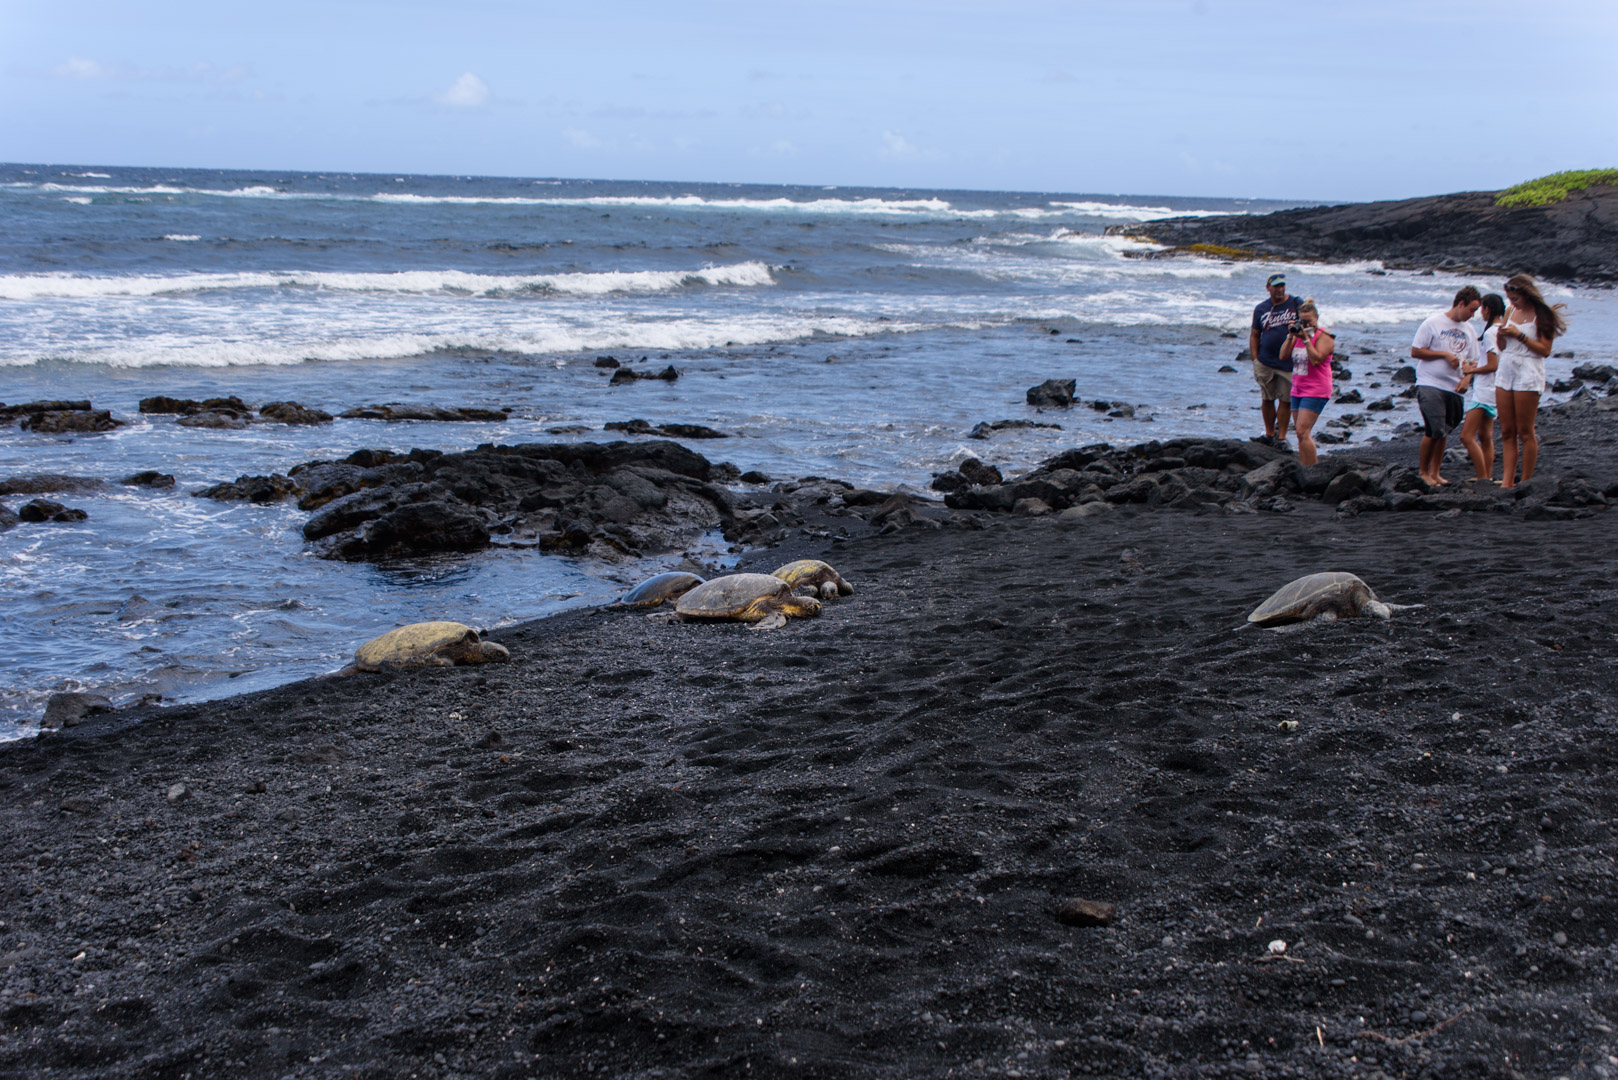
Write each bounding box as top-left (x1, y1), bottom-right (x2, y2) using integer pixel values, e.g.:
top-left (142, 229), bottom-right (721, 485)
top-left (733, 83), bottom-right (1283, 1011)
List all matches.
top-left (3, 165), bottom-right (1613, 738)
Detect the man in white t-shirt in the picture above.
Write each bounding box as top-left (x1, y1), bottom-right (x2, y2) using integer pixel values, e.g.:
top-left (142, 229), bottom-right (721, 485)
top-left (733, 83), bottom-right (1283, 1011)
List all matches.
top-left (1410, 286), bottom-right (1481, 486)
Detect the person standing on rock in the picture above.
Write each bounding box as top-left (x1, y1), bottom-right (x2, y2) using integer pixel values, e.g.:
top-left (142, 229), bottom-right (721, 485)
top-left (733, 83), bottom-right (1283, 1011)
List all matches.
top-left (1281, 299), bottom-right (1334, 466)
top-left (1410, 286), bottom-right (1481, 486)
top-left (1456, 292), bottom-right (1505, 481)
top-left (1249, 272), bottom-right (1301, 448)
top-left (1495, 273), bottom-right (1567, 489)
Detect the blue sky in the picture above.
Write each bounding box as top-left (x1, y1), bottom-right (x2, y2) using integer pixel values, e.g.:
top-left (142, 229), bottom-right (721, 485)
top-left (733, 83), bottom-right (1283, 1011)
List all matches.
top-left (3, 0), bottom-right (1614, 201)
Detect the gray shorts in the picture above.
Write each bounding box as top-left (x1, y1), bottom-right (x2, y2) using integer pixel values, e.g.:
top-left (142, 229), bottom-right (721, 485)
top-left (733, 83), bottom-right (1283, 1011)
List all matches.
top-left (1417, 386), bottom-right (1464, 439)
top-left (1252, 360), bottom-right (1292, 401)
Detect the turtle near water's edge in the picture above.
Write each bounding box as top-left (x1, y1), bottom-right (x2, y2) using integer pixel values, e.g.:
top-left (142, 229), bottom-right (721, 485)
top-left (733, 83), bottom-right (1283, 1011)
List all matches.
top-left (772, 559), bottom-right (854, 599)
top-left (1248, 572), bottom-right (1417, 627)
top-left (353, 621), bottom-right (511, 671)
top-left (617, 571), bottom-right (706, 608)
top-left (675, 573), bottom-right (822, 631)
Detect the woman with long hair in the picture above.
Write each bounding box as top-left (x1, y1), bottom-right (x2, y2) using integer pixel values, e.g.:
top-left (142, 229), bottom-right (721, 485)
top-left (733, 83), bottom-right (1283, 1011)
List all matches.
top-left (1280, 299), bottom-right (1334, 466)
top-left (1457, 292), bottom-right (1505, 480)
top-left (1495, 273), bottom-right (1567, 488)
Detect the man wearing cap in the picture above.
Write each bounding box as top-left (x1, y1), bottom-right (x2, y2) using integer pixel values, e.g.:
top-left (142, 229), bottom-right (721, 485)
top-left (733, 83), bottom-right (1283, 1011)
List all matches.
top-left (1249, 273), bottom-right (1302, 447)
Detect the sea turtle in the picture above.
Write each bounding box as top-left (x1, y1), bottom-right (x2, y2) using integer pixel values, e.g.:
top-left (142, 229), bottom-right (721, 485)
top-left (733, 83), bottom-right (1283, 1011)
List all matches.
top-left (1248, 572), bottom-right (1415, 627)
top-left (772, 559), bottom-right (854, 599)
top-left (618, 571), bottom-right (705, 608)
top-left (353, 621), bottom-right (511, 671)
top-left (675, 573), bottom-right (822, 630)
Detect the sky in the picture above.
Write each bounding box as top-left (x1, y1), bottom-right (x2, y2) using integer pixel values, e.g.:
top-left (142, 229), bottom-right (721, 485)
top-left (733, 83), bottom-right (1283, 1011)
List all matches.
top-left (3, 0), bottom-right (1615, 202)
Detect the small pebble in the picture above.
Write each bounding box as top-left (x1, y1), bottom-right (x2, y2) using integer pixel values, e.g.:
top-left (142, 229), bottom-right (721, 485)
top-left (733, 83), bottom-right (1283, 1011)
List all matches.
top-left (1267, 939), bottom-right (1286, 954)
top-left (1553, 931), bottom-right (1568, 946)
top-left (166, 783), bottom-right (189, 803)
top-left (1056, 898), bottom-right (1116, 928)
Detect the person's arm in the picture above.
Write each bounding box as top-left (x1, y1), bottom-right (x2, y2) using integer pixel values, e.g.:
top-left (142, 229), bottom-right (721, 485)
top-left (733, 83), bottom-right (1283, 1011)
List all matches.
top-left (1306, 331), bottom-right (1334, 365)
top-left (1501, 321), bottom-right (1554, 358)
top-left (1475, 348), bottom-right (1499, 375)
top-left (1249, 324), bottom-right (1261, 364)
top-left (1412, 346), bottom-right (1459, 367)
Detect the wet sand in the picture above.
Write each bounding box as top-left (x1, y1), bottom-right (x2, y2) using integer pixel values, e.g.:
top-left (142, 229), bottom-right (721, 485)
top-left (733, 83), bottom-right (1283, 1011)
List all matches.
top-left (4, 402), bottom-right (1618, 1080)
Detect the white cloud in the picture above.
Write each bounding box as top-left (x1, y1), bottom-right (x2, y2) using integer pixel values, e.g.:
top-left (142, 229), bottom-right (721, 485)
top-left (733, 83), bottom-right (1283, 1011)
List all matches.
top-left (55, 57), bottom-right (116, 80)
top-left (437, 72), bottom-right (490, 108)
top-left (563, 128), bottom-right (603, 149)
top-left (51, 57), bottom-right (250, 84)
top-left (880, 131), bottom-right (941, 160)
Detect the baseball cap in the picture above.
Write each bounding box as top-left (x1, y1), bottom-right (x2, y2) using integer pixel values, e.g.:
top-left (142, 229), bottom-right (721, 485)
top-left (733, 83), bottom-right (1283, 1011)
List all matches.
top-left (1266, 273), bottom-right (1287, 287)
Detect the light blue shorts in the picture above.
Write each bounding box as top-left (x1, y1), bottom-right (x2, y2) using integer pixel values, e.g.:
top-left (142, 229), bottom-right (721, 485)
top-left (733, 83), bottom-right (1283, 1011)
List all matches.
top-left (1466, 401), bottom-right (1498, 419)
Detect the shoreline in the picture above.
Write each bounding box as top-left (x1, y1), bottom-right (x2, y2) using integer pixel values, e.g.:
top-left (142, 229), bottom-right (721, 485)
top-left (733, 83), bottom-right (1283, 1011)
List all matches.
top-left (4, 398), bottom-right (1617, 1078)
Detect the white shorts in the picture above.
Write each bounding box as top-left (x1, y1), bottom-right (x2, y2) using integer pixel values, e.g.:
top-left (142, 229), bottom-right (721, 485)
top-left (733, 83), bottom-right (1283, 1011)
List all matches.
top-left (1496, 352), bottom-right (1546, 393)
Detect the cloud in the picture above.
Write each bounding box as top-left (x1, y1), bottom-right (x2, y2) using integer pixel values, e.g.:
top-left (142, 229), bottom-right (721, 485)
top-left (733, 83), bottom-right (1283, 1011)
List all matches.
top-left (437, 72), bottom-right (490, 108)
top-left (563, 128), bottom-right (603, 149)
top-left (749, 139), bottom-right (799, 158)
top-left (51, 57), bottom-right (251, 84)
top-left (880, 131), bottom-right (941, 160)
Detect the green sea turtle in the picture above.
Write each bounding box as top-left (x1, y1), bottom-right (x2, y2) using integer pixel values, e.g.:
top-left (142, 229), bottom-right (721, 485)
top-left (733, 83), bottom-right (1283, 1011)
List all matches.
top-left (675, 573), bottom-right (822, 630)
top-left (354, 621), bottom-right (510, 671)
top-left (1248, 572), bottom-right (1416, 627)
top-left (618, 571), bottom-right (706, 608)
top-left (772, 559), bottom-right (854, 600)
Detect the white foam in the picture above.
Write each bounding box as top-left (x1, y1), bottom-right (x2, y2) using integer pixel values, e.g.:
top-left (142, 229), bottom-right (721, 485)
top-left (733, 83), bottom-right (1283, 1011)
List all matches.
top-left (161, 234), bottom-right (202, 242)
top-left (1049, 201), bottom-right (1238, 221)
top-left (61, 197), bottom-right (92, 205)
top-left (0, 261), bottom-right (776, 300)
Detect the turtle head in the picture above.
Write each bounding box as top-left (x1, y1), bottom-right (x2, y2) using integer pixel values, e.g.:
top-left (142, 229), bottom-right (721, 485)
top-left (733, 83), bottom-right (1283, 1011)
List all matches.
top-left (474, 641), bottom-right (512, 663)
top-left (782, 593), bottom-right (822, 619)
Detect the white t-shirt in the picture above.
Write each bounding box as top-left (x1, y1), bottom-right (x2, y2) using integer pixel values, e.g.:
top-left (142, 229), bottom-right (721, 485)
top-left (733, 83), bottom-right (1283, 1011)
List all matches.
top-left (1411, 312), bottom-right (1477, 393)
top-left (1467, 324), bottom-right (1499, 408)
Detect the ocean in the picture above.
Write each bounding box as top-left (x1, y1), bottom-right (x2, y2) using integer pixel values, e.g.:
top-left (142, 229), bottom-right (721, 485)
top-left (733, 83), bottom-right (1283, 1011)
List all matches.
top-left (3, 164), bottom-right (1612, 738)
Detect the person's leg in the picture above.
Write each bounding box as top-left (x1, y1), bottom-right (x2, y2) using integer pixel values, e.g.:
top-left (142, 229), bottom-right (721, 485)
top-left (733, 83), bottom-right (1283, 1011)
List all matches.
top-left (1518, 390), bottom-right (1541, 482)
top-left (1481, 408), bottom-right (1495, 478)
top-left (1275, 396), bottom-right (1291, 443)
top-left (1260, 396), bottom-right (1277, 438)
top-left (1294, 408), bottom-right (1319, 466)
top-left (1459, 409), bottom-right (1488, 479)
top-left (1431, 437), bottom-right (1448, 484)
top-left (1498, 392), bottom-right (1520, 488)
top-left (1419, 436), bottom-right (1438, 483)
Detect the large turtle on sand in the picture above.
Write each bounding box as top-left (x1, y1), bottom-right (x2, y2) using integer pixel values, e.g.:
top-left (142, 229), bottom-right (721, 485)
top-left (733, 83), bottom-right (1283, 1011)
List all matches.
top-left (354, 622), bottom-right (511, 671)
top-left (618, 571), bottom-right (705, 608)
top-left (772, 559), bottom-right (854, 599)
top-left (675, 573), bottom-right (822, 630)
top-left (1248, 572), bottom-right (1416, 627)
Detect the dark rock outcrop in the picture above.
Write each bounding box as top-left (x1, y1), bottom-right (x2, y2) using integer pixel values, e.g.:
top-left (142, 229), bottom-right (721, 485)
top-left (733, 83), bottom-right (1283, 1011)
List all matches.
top-left (969, 419), bottom-right (1062, 439)
top-left (19, 410), bottom-right (123, 434)
top-left (1026, 379), bottom-right (1077, 408)
top-left (140, 396), bottom-right (252, 415)
top-left (260, 401), bottom-right (334, 425)
top-left (0, 475), bottom-right (105, 496)
top-left (41, 692), bottom-right (115, 729)
top-left (18, 498), bottom-right (88, 522)
top-left (0, 400), bottom-right (92, 417)
top-left (194, 474), bottom-right (298, 503)
top-left (122, 471), bottom-right (176, 488)
top-left (609, 365), bottom-right (681, 385)
top-left (0, 504), bottom-right (17, 531)
top-left (604, 419), bottom-right (728, 439)
top-left (339, 404), bottom-right (510, 422)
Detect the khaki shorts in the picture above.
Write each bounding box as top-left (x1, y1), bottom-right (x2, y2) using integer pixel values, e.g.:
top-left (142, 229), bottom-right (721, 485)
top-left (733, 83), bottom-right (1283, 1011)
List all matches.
top-left (1252, 360), bottom-right (1293, 401)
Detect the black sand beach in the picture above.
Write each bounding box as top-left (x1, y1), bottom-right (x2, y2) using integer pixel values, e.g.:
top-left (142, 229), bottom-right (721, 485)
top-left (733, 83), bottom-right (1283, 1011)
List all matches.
top-left (5, 399), bottom-right (1618, 1080)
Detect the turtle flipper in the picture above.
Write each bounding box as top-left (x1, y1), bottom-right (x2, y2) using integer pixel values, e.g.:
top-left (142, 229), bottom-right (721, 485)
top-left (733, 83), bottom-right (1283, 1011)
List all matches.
top-left (748, 612), bottom-right (789, 631)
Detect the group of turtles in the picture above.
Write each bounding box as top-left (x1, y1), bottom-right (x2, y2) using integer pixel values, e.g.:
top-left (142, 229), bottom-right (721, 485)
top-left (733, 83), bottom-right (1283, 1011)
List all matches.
top-left (349, 559), bottom-right (855, 670)
top-left (350, 561), bottom-right (1410, 671)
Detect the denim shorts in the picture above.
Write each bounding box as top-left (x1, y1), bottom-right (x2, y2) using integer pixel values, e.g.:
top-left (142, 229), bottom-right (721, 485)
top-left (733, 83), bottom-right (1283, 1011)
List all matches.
top-left (1290, 395), bottom-right (1329, 414)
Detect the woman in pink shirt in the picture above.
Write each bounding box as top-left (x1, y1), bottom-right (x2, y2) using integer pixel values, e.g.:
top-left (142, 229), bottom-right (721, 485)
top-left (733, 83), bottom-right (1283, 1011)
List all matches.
top-left (1282, 300), bottom-right (1335, 466)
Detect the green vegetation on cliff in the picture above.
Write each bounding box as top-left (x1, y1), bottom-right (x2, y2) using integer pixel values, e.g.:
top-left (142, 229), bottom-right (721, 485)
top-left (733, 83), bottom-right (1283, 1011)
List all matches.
top-left (1496, 168), bottom-right (1618, 208)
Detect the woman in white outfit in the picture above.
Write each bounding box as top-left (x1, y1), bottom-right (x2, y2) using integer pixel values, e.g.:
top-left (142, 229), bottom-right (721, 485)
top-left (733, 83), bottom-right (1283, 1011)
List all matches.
top-left (1495, 273), bottom-right (1567, 489)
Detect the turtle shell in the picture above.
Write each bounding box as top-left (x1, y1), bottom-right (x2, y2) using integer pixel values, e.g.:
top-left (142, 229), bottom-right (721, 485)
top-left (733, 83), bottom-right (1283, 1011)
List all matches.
top-left (772, 559), bottom-right (854, 596)
top-left (676, 573), bottom-right (797, 619)
top-left (355, 621), bottom-right (482, 670)
top-left (620, 571), bottom-right (705, 607)
top-left (1248, 572), bottom-right (1375, 626)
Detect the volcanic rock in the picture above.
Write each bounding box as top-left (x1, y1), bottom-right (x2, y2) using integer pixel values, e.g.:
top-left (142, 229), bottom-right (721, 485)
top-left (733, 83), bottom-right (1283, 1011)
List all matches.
top-left (1025, 379), bottom-right (1077, 408)
top-left (260, 401), bottom-right (334, 425)
top-left (41, 692), bottom-right (115, 729)
top-left (19, 410), bottom-right (123, 434)
top-left (340, 404), bottom-right (510, 422)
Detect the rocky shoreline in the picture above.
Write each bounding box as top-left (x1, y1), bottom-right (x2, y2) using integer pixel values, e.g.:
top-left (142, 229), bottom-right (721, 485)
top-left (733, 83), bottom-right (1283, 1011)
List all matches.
top-left (1116, 184), bottom-right (1618, 284)
top-left (4, 396), bottom-right (1618, 1078)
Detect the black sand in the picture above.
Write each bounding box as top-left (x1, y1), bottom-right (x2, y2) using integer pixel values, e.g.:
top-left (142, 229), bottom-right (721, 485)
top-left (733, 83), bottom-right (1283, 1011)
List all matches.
top-left (4, 403), bottom-right (1618, 1080)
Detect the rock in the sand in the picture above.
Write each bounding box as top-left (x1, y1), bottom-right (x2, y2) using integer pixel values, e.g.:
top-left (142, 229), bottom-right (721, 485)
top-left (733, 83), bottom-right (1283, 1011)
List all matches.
top-left (353, 621), bottom-right (510, 672)
top-left (1057, 898), bottom-right (1116, 927)
top-left (1057, 502), bottom-right (1112, 524)
top-left (1367, 396), bottom-right (1396, 412)
top-left (194, 474), bottom-right (298, 503)
top-left (1026, 378), bottom-right (1077, 408)
top-left (1013, 497), bottom-right (1053, 516)
top-left (1322, 470), bottom-right (1371, 504)
top-left (1573, 363), bottom-right (1617, 383)
top-left (20, 409), bottom-right (123, 434)
top-left (0, 400), bottom-right (92, 418)
top-left (42, 692), bottom-right (115, 729)
top-left (958, 458), bottom-right (1004, 487)
top-left (1336, 389), bottom-right (1364, 404)
top-left (259, 401), bottom-right (334, 425)
top-left (1218, 364), bottom-right (1238, 373)
top-left (18, 499), bottom-right (88, 523)
top-left (122, 471), bottom-right (176, 488)
top-left (1392, 365), bottom-right (1417, 384)
top-left (0, 475), bottom-right (105, 496)
top-left (340, 404), bottom-right (509, 422)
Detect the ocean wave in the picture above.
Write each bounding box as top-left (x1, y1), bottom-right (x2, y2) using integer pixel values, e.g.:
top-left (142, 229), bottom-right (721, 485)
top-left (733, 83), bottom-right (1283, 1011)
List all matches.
top-left (0, 261), bottom-right (776, 300)
top-left (10, 180), bottom-right (1244, 223)
top-left (161, 234), bottom-right (202, 242)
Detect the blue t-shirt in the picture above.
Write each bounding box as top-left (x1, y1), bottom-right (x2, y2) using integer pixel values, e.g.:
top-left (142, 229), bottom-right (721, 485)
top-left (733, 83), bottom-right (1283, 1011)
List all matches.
top-left (1252, 296), bottom-right (1303, 371)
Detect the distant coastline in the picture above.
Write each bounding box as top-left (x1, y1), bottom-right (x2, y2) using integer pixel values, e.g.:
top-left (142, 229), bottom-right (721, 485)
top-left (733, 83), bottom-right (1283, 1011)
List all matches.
top-left (1115, 182), bottom-right (1618, 284)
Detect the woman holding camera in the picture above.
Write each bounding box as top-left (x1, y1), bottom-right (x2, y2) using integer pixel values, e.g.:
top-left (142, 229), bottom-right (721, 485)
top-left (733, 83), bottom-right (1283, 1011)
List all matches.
top-left (1495, 273), bottom-right (1567, 488)
top-left (1282, 299), bottom-right (1334, 466)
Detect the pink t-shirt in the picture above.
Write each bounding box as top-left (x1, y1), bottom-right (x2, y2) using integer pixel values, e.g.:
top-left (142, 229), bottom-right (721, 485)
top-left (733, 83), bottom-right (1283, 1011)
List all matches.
top-left (1289, 330), bottom-right (1333, 398)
